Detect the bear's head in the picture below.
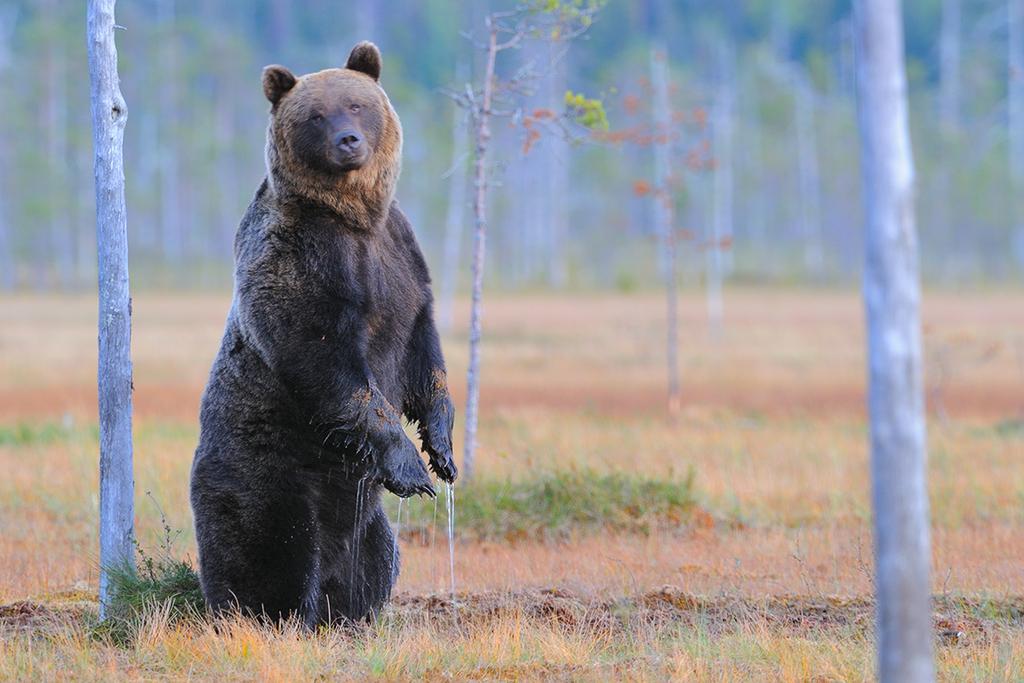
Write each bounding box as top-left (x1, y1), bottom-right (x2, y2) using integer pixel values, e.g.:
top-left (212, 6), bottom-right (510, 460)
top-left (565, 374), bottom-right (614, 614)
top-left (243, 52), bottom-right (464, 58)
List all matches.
top-left (262, 42), bottom-right (402, 228)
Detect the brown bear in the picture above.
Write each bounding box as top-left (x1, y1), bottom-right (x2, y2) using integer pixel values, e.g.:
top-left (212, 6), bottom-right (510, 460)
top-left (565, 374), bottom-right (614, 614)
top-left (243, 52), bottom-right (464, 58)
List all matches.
top-left (189, 42), bottom-right (456, 626)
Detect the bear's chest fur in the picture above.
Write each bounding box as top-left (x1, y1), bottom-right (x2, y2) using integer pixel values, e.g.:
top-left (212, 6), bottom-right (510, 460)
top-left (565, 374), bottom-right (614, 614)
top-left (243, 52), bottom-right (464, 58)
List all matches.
top-left (281, 203), bottom-right (425, 398)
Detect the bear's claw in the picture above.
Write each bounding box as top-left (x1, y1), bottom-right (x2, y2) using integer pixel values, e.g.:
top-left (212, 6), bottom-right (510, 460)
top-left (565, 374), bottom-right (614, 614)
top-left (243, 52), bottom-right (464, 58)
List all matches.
top-left (428, 451), bottom-right (457, 484)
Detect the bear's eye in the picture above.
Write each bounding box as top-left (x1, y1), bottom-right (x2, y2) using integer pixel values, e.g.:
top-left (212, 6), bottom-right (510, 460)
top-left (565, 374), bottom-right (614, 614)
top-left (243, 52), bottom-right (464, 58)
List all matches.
top-left (349, 103), bottom-right (361, 114)
top-left (309, 113), bottom-right (324, 123)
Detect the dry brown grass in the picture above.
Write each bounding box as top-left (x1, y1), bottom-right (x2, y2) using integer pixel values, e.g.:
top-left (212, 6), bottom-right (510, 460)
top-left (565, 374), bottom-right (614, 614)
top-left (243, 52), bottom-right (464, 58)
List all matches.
top-left (1, 288), bottom-right (1022, 679)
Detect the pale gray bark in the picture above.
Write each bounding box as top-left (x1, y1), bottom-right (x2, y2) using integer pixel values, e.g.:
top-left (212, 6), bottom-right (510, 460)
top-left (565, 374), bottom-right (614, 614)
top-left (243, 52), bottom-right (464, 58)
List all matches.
top-left (651, 43), bottom-right (680, 413)
top-left (215, 76), bottom-right (238, 260)
top-left (0, 6), bottom-right (14, 290)
top-left (545, 43), bottom-right (569, 289)
top-left (939, 0), bottom-right (961, 130)
top-left (854, 1), bottom-right (933, 681)
top-left (87, 0), bottom-right (135, 619)
top-left (794, 75), bottom-right (824, 277)
top-left (1010, 0), bottom-right (1024, 267)
top-left (44, 0), bottom-right (72, 288)
top-left (1009, 0), bottom-right (1024, 179)
top-left (438, 102), bottom-right (468, 332)
top-left (157, 0), bottom-right (182, 266)
top-left (708, 44), bottom-right (732, 338)
top-left (462, 23), bottom-right (498, 481)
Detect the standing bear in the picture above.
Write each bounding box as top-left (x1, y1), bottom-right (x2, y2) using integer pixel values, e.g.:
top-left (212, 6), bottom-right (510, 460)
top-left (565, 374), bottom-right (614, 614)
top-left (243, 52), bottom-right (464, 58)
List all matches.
top-left (190, 42), bottom-right (457, 626)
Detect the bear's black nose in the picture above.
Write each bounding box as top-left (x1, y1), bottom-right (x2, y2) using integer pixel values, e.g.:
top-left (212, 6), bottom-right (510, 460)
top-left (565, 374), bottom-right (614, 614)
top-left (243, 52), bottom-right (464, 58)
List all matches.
top-left (334, 129), bottom-right (363, 153)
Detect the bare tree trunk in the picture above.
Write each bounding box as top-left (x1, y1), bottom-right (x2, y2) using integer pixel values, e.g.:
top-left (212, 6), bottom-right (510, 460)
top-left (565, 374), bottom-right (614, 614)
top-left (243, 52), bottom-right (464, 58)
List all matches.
top-left (934, 0), bottom-right (961, 262)
top-left (44, 0), bottom-right (73, 289)
top-left (708, 45), bottom-right (731, 338)
top-left (1010, 0), bottom-right (1024, 267)
top-left (854, 1), bottom-right (933, 681)
top-left (462, 23), bottom-right (498, 480)
top-left (157, 0), bottom-right (181, 271)
top-left (546, 42), bottom-right (569, 289)
top-left (268, 0), bottom-right (291, 56)
top-left (794, 74), bottom-right (824, 277)
top-left (355, 4), bottom-right (379, 44)
top-left (0, 7), bottom-right (12, 290)
top-left (939, 0), bottom-right (961, 129)
top-left (744, 74), bottom-right (768, 261)
top-left (651, 44), bottom-right (680, 414)
top-left (215, 75), bottom-right (238, 260)
top-left (87, 0), bottom-right (135, 620)
top-left (1010, 0), bottom-right (1024, 177)
top-left (438, 100), bottom-right (468, 332)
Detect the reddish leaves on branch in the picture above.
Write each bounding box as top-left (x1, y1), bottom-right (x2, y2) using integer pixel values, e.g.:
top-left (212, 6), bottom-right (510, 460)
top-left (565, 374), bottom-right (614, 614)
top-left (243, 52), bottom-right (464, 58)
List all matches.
top-left (623, 94), bottom-right (641, 116)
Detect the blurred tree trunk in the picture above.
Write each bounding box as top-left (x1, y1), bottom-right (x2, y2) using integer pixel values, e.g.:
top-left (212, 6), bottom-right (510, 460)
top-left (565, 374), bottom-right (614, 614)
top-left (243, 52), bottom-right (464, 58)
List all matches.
top-left (853, 1), bottom-right (933, 681)
top-left (545, 42), bottom-right (569, 289)
top-left (439, 92), bottom-right (468, 332)
top-left (651, 43), bottom-right (680, 414)
top-left (157, 0), bottom-right (182, 272)
top-left (44, 0), bottom-right (72, 289)
top-left (268, 0), bottom-right (290, 56)
top-left (935, 0), bottom-right (960, 267)
top-left (794, 73), bottom-right (823, 277)
top-left (743, 73), bottom-right (767, 264)
top-left (356, 4), bottom-right (379, 44)
top-left (0, 7), bottom-right (13, 290)
top-left (709, 43), bottom-right (733, 338)
top-left (1010, 0), bottom-right (1024, 267)
top-left (215, 72), bottom-right (239, 260)
top-left (87, 0), bottom-right (135, 620)
top-left (939, 0), bottom-right (961, 129)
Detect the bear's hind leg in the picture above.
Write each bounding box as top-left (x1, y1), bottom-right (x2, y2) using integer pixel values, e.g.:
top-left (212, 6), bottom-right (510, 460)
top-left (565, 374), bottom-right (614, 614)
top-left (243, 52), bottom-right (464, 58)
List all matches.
top-left (193, 473), bottom-right (323, 627)
top-left (320, 504), bottom-right (397, 624)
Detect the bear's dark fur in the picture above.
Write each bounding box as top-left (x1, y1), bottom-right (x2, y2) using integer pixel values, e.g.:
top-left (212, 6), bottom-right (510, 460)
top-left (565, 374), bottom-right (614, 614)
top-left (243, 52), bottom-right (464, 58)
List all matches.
top-left (190, 42), bottom-right (456, 626)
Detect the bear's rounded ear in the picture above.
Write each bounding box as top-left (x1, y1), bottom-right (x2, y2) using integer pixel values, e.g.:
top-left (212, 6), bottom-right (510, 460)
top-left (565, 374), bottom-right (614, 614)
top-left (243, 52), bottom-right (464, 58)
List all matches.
top-left (346, 41), bottom-right (382, 81)
top-left (262, 65), bottom-right (297, 106)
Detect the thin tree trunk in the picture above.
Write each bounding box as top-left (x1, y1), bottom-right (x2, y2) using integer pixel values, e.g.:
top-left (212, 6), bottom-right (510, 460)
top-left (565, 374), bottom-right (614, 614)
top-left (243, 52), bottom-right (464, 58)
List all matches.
top-left (87, 0), bottom-right (135, 620)
top-left (939, 0), bottom-right (961, 129)
top-left (44, 0), bottom-right (72, 289)
top-left (462, 23), bottom-right (498, 481)
top-left (744, 73), bottom-right (768, 261)
top-left (651, 43), bottom-right (680, 414)
top-left (1010, 0), bottom-right (1024, 177)
top-left (157, 0), bottom-right (181, 271)
top-left (438, 101), bottom-right (468, 332)
top-left (0, 7), bottom-right (12, 290)
top-left (546, 42), bottom-right (569, 289)
top-left (794, 75), bottom-right (824, 277)
top-left (708, 46), bottom-right (731, 338)
top-left (1009, 0), bottom-right (1024, 267)
top-left (854, 1), bottom-right (933, 681)
top-left (215, 75), bottom-right (238, 261)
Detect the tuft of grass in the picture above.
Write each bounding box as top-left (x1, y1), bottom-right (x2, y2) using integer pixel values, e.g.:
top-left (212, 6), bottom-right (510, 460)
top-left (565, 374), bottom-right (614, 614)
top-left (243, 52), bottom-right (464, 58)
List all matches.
top-left (95, 497), bottom-right (205, 644)
top-left (389, 468), bottom-right (697, 541)
top-left (993, 418), bottom-right (1024, 438)
top-left (96, 555), bottom-right (205, 645)
top-left (0, 421), bottom-right (90, 447)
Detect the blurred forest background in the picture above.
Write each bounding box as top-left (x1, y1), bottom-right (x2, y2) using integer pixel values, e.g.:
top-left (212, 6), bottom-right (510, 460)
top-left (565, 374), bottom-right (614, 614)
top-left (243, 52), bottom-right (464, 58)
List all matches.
top-left (1, 0), bottom-right (1023, 291)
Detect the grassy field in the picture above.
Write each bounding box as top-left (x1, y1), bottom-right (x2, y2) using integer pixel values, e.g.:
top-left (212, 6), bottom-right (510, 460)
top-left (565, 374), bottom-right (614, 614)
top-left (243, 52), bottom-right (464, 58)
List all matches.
top-left (1, 288), bottom-right (1022, 680)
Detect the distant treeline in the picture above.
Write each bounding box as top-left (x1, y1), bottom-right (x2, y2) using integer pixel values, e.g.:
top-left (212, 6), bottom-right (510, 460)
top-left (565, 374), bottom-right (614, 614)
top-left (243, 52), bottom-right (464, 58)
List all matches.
top-left (0, 0), bottom-right (1021, 290)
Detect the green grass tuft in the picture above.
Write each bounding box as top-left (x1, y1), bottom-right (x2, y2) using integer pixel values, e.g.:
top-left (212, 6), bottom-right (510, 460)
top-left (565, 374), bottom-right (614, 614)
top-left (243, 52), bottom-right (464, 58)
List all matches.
top-left (0, 421), bottom-right (92, 446)
top-left (95, 554), bottom-right (204, 645)
top-left (387, 468), bottom-right (698, 541)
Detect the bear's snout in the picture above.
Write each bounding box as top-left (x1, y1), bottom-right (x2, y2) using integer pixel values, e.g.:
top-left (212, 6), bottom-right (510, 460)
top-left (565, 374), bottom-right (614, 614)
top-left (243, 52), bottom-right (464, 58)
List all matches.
top-left (333, 129), bottom-right (363, 154)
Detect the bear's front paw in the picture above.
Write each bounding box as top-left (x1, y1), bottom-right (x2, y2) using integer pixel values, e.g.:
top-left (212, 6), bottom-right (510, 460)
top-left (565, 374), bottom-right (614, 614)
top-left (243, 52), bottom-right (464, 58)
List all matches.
top-left (380, 438), bottom-right (435, 499)
top-left (421, 395), bottom-right (457, 484)
top-left (427, 447), bottom-right (457, 484)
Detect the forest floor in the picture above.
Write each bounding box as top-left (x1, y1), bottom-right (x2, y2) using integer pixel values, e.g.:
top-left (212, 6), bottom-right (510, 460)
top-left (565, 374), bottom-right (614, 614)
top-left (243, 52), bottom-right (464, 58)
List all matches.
top-left (1, 288), bottom-right (1023, 681)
